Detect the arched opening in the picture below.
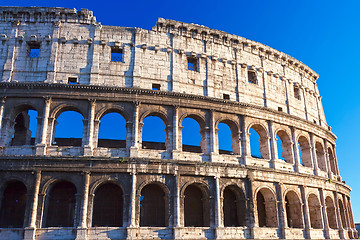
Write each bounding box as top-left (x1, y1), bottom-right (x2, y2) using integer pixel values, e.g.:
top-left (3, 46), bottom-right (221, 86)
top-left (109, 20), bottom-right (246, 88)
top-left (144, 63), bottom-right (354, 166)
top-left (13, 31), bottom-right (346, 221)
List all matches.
top-left (45, 181), bottom-right (76, 227)
top-left (276, 130), bottom-right (293, 163)
top-left (184, 184), bottom-right (210, 227)
top-left (325, 196), bottom-right (337, 229)
top-left (223, 185), bottom-right (246, 227)
top-left (285, 191), bottom-right (303, 228)
top-left (338, 199), bottom-right (347, 228)
top-left (98, 112), bottom-right (127, 148)
top-left (308, 194), bottom-right (323, 229)
top-left (92, 183), bottom-right (123, 227)
top-left (298, 136), bottom-right (312, 167)
top-left (54, 110), bottom-right (84, 147)
top-left (328, 147), bottom-right (337, 174)
top-left (11, 109), bottom-right (38, 146)
top-left (182, 117), bottom-right (203, 153)
top-left (249, 125), bottom-right (269, 159)
top-left (140, 183), bottom-right (167, 227)
top-left (315, 142), bottom-right (326, 171)
top-left (0, 181), bottom-right (27, 227)
top-left (218, 123), bottom-right (232, 154)
top-left (142, 115), bottom-right (166, 150)
top-left (256, 188), bottom-right (278, 227)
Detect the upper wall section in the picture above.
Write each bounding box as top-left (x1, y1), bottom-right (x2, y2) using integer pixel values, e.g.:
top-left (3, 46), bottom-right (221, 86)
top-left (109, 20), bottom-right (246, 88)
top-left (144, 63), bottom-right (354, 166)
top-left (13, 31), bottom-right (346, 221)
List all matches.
top-left (0, 6), bottom-right (327, 127)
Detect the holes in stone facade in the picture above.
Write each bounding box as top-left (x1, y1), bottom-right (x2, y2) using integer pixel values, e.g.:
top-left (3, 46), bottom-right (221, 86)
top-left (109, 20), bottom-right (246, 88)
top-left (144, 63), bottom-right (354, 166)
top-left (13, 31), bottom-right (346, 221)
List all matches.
top-left (278, 107), bottom-right (283, 112)
top-left (223, 186), bottom-right (246, 227)
top-left (315, 142), bottom-right (327, 171)
top-left (98, 112), bottom-right (126, 148)
top-left (325, 196), bottom-right (337, 229)
top-left (28, 43), bottom-right (40, 58)
top-left (11, 109), bottom-right (38, 146)
top-left (140, 184), bottom-right (168, 227)
top-left (247, 70), bottom-right (257, 84)
top-left (298, 136), bottom-right (312, 168)
top-left (249, 125), bottom-right (269, 159)
top-left (184, 184), bottom-right (210, 227)
top-left (141, 116), bottom-right (166, 150)
top-left (92, 183), bottom-right (123, 227)
top-left (111, 48), bottom-right (123, 62)
top-left (44, 181), bottom-right (76, 227)
top-left (0, 181), bottom-right (27, 228)
top-left (182, 117), bottom-right (203, 153)
top-left (285, 191), bottom-right (303, 228)
top-left (223, 94), bottom-right (230, 100)
top-left (294, 86), bottom-right (301, 100)
top-left (308, 194), bottom-right (323, 229)
top-left (276, 130), bottom-right (293, 163)
top-left (328, 147), bottom-right (337, 174)
top-left (187, 56), bottom-right (198, 72)
top-left (53, 110), bottom-right (84, 147)
top-left (256, 188), bottom-right (278, 227)
top-left (218, 121), bottom-right (241, 155)
top-left (68, 77), bottom-right (78, 84)
top-left (338, 199), bottom-right (347, 228)
top-left (152, 83), bottom-right (161, 91)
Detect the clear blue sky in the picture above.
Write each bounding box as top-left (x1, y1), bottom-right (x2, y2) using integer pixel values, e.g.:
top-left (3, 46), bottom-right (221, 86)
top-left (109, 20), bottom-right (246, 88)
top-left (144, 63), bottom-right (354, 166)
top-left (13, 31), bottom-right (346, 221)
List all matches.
top-left (5, 0), bottom-right (360, 222)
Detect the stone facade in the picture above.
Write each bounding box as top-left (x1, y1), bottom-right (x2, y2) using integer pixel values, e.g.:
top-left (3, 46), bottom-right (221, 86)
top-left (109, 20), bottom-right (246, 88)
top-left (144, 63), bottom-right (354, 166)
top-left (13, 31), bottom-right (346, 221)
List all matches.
top-left (0, 6), bottom-right (357, 240)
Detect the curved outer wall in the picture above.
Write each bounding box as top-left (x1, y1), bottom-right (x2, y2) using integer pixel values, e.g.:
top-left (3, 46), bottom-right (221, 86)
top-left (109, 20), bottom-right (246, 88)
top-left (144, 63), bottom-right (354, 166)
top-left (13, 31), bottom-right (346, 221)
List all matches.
top-left (0, 6), bottom-right (357, 240)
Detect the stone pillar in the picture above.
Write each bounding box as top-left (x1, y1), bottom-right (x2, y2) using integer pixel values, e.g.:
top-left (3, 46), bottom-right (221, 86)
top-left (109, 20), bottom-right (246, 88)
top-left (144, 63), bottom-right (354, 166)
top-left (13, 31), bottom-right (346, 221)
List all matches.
top-left (246, 173), bottom-right (255, 239)
top-left (209, 110), bottom-right (218, 161)
top-left (172, 106), bottom-right (180, 159)
top-left (319, 188), bottom-right (330, 239)
top-left (300, 185), bottom-right (311, 239)
top-left (24, 171), bottom-right (41, 240)
top-left (127, 172), bottom-right (137, 239)
top-left (129, 102), bottom-right (140, 157)
top-left (267, 120), bottom-right (277, 168)
top-left (76, 172), bottom-right (90, 240)
top-left (214, 176), bottom-right (222, 227)
top-left (0, 97), bottom-right (6, 137)
top-left (323, 140), bottom-right (333, 179)
top-left (173, 170), bottom-right (182, 239)
top-left (275, 182), bottom-right (285, 239)
top-left (334, 193), bottom-right (346, 239)
top-left (35, 97), bottom-right (51, 155)
top-left (309, 133), bottom-right (319, 175)
top-left (84, 100), bottom-right (96, 156)
top-left (241, 116), bottom-right (251, 165)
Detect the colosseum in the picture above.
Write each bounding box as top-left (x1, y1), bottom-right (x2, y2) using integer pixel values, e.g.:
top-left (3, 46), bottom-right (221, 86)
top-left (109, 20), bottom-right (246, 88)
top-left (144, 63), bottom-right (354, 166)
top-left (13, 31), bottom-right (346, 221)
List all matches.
top-left (0, 6), bottom-right (357, 240)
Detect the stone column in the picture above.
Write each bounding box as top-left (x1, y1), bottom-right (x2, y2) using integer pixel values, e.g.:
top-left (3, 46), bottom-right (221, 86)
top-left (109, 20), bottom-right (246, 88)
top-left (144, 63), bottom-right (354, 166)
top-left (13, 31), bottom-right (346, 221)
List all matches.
top-left (291, 127), bottom-right (301, 172)
top-left (209, 110), bottom-right (218, 161)
top-left (275, 182), bottom-right (285, 239)
top-left (246, 173), bottom-right (255, 239)
top-left (323, 140), bottom-right (333, 179)
top-left (129, 102), bottom-right (140, 157)
top-left (24, 171), bottom-right (41, 240)
top-left (241, 116), bottom-right (251, 165)
top-left (172, 106), bottom-right (180, 159)
top-left (334, 193), bottom-right (346, 239)
top-left (127, 172), bottom-right (137, 239)
top-left (84, 99), bottom-right (96, 156)
top-left (36, 97), bottom-right (51, 155)
top-left (0, 97), bottom-right (6, 136)
top-left (214, 176), bottom-right (222, 227)
top-left (76, 172), bottom-right (90, 240)
top-left (309, 133), bottom-right (319, 175)
top-left (173, 170), bottom-right (182, 239)
top-left (267, 120), bottom-right (277, 168)
top-left (300, 185), bottom-right (311, 239)
top-left (319, 188), bottom-right (330, 239)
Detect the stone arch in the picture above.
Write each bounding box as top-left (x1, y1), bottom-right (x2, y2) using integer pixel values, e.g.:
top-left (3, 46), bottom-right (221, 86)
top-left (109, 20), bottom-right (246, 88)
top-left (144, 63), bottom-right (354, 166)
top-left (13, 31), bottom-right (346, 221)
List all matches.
top-left (216, 119), bottom-right (241, 155)
top-left (307, 193), bottom-right (323, 229)
top-left (182, 182), bottom-right (210, 227)
top-left (0, 180), bottom-right (27, 228)
top-left (92, 181), bottom-right (124, 227)
top-left (3, 104), bottom-right (39, 146)
top-left (338, 198), bottom-right (347, 228)
top-left (255, 187), bottom-right (278, 227)
top-left (140, 111), bottom-right (169, 150)
top-left (284, 190), bottom-right (303, 228)
top-left (43, 180), bottom-right (77, 227)
top-left (180, 113), bottom-right (207, 153)
top-left (275, 129), bottom-right (293, 163)
top-left (327, 147), bottom-right (337, 174)
top-left (248, 123), bottom-right (270, 159)
top-left (222, 184), bottom-right (246, 227)
top-left (297, 135), bottom-right (312, 167)
top-left (315, 142), bottom-right (326, 171)
top-left (325, 196), bottom-right (337, 229)
top-left (50, 104), bottom-right (85, 120)
top-left (138, 181), bottom-right (169, 227)
top-left (95, 106), bottom-right (129, 122)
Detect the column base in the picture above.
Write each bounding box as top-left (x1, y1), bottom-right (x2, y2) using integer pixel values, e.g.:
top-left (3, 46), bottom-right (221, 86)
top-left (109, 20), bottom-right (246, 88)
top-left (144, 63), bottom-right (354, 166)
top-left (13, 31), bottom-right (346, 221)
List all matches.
top-left (35, 144), bottom-right (46, 155)
top-left (24, 227), bottom-right (36, 240)
top-left (209, 152), bottom-right (219, 162)
top-left (172, 150), bottom-right (182, 160)
top-left (173, 227), bottom-right (182, 239)
top-left (75, 227), bottom-right (88, 240)
top-left (129, 147), bottom-right (139, 157)
top-left (126, 227), bottom-right (138, 239)
top-left (83, 145), bottom-right (93, 157)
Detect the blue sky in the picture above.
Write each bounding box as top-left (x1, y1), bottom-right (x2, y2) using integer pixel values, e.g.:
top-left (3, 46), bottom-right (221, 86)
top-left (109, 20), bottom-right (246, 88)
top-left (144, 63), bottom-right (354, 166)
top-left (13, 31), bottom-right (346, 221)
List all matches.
top-left (5, 0), bottom-right (360, 222)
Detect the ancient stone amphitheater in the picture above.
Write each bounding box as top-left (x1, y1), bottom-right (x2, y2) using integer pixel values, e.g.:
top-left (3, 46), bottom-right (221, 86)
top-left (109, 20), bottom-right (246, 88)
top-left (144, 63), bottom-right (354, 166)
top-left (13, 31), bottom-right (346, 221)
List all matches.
top-left (0, 6), bottom-right (357, 240)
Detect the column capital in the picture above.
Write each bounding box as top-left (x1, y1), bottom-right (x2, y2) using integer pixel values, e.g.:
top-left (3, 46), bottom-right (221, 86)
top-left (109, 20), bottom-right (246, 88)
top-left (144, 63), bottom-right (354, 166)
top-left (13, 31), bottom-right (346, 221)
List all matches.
top-left (0, 96), bottom-right (6, 104)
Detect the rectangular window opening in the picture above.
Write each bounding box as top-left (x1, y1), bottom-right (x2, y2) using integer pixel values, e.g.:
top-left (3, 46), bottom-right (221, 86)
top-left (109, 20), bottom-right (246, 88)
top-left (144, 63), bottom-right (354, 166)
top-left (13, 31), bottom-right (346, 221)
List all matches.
top-left (223, 94), bottom-right (230, 100)
top-left (187, 56), bottom-right (198, 71)
top-left (29, 44), bottom-right (40, 58)
top-left (152, 83), bottom-right (161, 91)
top-left (278, 107), bottom-right (283, 112)
top-left (68, 77), bottom-right (78, 84)
top-left (294, 86), bottom-right (301, 100)
top-left (248, 70), bottom-right (257, 84)
top-left (111, 48), bottom-right (123, 62)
